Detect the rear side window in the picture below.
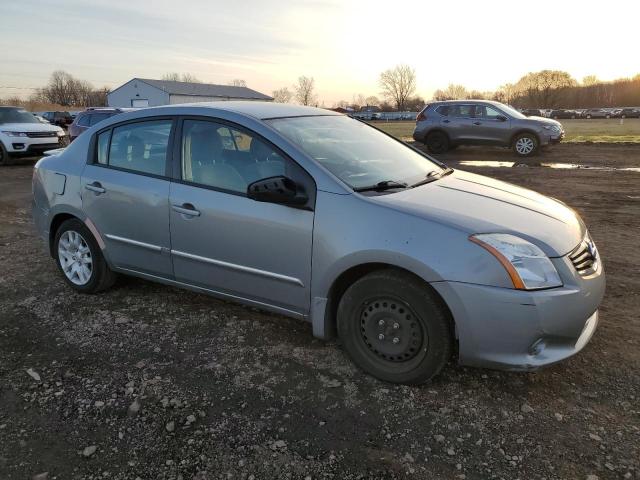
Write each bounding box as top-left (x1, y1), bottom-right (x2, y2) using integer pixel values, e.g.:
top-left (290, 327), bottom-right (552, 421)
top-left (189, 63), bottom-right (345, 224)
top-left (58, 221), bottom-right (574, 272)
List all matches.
top-left (77, 114), bottom-right (91, 127)
top-left (89, 113), bottom-right (111, 126)
top-left (105, 120), bottom-right (172, 176)
top-left (449, 105), bottom-right (474, 117)
top-left (96, 131), bottom-right (110, 164)
top-left (435, 106), bottom-right (450, 116)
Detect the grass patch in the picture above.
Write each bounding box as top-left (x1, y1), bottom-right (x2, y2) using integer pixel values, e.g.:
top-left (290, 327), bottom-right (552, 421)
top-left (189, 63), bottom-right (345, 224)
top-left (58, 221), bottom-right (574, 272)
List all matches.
top-left (372, 119), bottom-right (640, 143)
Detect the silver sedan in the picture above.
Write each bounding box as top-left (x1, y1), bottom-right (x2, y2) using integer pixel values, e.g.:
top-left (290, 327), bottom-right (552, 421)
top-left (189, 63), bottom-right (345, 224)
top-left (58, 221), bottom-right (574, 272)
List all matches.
top-left (32, 102), bottom-right (605, 384)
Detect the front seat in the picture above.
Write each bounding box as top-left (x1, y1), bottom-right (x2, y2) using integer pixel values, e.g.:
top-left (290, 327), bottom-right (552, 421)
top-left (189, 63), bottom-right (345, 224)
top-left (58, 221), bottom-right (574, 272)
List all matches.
top-left (188, 128), bottom-right (246, 192)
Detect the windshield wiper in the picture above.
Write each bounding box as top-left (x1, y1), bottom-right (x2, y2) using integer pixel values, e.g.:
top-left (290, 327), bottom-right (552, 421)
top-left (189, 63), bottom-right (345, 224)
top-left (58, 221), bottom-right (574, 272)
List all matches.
top-left (353, 180), bottom-right (408, 193)
top-left (409, 167), bottom-right (454, 188)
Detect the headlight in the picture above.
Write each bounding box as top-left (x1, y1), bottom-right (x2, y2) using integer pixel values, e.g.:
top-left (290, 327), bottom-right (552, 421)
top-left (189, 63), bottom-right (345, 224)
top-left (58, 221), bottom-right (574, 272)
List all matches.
top-left (470, 233), bottom-right (562, 290)
top-left (56, 130), bottom-right (66, 136)
top-left (2, 131), bottom-right (28, 137)
top-left (543, 125), bottom-right (561, 132)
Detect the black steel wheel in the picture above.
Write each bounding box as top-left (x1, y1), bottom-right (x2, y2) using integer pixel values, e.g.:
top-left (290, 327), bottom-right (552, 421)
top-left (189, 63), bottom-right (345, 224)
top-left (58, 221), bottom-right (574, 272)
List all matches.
top-left (337, 269), bottom-right (453, 384)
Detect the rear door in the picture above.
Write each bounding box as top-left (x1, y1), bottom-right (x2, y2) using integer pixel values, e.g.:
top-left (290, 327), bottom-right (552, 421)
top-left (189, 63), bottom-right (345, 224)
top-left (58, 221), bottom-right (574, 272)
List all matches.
top-left (438, 104), bottom-right (475, 143)
top-left (81, 118), bottom-right (175, 277)
top-left (168, 118), bottom-right (315, 316)
top-left (469, 104), bottom-right (512, 144)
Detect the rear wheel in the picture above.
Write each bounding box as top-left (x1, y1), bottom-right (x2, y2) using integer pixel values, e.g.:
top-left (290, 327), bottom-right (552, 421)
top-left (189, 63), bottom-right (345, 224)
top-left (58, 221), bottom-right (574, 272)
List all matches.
top-left (54, 219), bottom-right (116, 293)
top-left (425, 131), bottom-right (449, 154)
top-left (337, 269), bottom-right (453, 384)
top-left (513, 133), bottom-right (538, 157)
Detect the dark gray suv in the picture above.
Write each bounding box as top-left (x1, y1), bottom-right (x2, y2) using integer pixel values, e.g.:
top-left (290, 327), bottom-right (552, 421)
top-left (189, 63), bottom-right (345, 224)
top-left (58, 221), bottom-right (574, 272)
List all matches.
top-left (413, 100), bottom-right (564, 157)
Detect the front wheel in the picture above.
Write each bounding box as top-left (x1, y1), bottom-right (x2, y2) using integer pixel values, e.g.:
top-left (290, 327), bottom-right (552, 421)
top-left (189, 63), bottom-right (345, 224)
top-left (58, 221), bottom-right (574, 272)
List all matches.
top-left (425, 131), bottom-right (449, 154)
top-left (337, 269), bottom-right (453, 384)
top-left (54, 218), bottom-right (116, 293)
top-left (513, 133), bottom-right (539, 157)
top-left (0, 142), bottom-right (9, 166)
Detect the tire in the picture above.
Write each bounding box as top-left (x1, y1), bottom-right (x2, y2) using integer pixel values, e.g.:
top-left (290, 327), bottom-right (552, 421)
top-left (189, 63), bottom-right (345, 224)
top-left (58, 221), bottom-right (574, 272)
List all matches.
top-left (512, 132), bottom-right (539, 157)
top-left (425, 131), bottom-right (449, 154)
top-left (337, 269), bottom-right (453, 384)
top-left (0, 142), bottom-right (9, 166)
top-left (53, 218), bottom-right (116, 293)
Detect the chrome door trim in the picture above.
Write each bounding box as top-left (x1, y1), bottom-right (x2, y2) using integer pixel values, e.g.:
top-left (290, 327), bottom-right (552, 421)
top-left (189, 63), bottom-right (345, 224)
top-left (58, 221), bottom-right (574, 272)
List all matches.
top-left (115, 267), bottom-right (306, 319)
top-left (171, 249), bottom-right (305, 287)
top-left (105, 234), bottom-right (163, 252)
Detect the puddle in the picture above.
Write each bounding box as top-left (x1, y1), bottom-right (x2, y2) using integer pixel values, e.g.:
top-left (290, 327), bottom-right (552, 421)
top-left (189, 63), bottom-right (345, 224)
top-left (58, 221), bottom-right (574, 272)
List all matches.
top-left (459, 160), bottom-right (640, 172)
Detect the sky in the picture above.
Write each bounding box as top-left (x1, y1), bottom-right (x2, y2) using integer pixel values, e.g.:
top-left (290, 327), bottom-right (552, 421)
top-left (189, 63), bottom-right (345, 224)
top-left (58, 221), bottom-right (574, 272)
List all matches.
top-left (1, 0), bottom-right (638, 105)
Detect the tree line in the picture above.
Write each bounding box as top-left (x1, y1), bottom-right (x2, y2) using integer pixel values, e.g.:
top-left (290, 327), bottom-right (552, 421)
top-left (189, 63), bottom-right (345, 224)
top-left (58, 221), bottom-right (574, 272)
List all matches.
top-left (3, 68), bottom-right (638, 113)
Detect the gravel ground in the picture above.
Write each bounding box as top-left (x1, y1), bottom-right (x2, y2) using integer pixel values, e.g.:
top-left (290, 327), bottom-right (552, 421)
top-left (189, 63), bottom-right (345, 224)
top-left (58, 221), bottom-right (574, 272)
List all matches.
top-left (0, 143), bottom-right (638, 480)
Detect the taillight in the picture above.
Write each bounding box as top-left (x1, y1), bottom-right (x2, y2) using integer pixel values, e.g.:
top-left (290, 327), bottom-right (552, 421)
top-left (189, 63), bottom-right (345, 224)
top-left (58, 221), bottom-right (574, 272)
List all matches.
top-left (416, 110), bottom-right (427, 122)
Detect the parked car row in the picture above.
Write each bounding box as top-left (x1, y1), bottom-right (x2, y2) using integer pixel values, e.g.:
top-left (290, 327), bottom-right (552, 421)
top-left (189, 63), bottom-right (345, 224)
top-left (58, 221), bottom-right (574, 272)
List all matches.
top-left (520, 107), bottom-right (640, 119)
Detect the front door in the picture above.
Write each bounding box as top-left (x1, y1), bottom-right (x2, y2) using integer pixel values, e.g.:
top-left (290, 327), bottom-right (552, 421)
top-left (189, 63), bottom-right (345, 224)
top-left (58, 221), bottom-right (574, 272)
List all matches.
top-left (81, 118), bottom-right (174, 277)
top-left (169, 118), bottom-right (315, 315)
top-left (468, 105), bottom-right (512, 144)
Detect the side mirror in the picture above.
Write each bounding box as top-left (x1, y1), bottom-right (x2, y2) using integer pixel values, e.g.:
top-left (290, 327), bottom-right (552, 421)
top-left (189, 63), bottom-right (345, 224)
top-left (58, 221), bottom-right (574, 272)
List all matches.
top-left (247, 176), bottom-right (308, 206)
top-left (496, 115), bottom-right (507, 122)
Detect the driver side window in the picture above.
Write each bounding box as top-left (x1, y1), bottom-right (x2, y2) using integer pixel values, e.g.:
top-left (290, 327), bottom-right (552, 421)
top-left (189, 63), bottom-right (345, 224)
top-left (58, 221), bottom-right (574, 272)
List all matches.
top-left (181, 120), bottom-right (287, 194)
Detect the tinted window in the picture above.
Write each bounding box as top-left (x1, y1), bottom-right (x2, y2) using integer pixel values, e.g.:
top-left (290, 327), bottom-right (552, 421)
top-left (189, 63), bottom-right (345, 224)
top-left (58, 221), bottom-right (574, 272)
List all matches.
top-left (181, 120), bottom-right (287, 194)
top-left (449, 105), bottom-right (474, 117)
top-left (89, 112), bottom-right (112, 126)
top-left (474, 105), bottom-right (503, 119)
top-left (77, 114), bottom-right (91, 127)
top-left (97, 131), bottom-right (110, 164)
top-left (108, 120), bottom-right (172, 176)
top-left (435, 106), bottom-right (450, 116)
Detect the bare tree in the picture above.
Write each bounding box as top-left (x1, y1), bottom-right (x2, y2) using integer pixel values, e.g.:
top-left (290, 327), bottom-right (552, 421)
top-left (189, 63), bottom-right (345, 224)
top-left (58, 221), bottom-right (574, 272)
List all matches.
top-left (294, 76), bottom-right (316, 106)
top-left (433, 84), bottom-right (469, 101)
top-left (379, 65), bottom-right (416, 111)
top-left (162, 72), bottom-right (201, 83)
top-left (272, 87), bottom-right (293, 103)
top-left (228, 79), bottom-right (247, 87)
top-left (513, 70), bottom-right (577, 108)
top-left (582, 75), bottom-right (599, 86)
top-left (365, 95), bottom-right (379, 106)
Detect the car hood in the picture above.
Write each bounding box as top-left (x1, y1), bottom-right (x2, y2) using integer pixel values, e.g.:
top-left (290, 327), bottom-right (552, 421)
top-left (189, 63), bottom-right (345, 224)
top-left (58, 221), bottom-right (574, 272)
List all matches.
top-left (526, 116), bottom-right (562, 127)
top-left (372, 170), bottom-right (584, 257)
top-left (0, 122), bottom-right (62, 132)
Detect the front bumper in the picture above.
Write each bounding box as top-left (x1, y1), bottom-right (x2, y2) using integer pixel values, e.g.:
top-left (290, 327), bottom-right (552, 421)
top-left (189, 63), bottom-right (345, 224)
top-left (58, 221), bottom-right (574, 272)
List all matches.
top-left (4, 136), bottom-right (66, 155)
top-left (432, 253), bottom-right (605, 371)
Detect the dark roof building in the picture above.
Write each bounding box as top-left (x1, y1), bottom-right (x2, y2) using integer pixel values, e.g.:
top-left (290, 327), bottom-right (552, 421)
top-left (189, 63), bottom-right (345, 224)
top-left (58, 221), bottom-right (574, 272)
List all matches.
top-left (107, 78), bottom-right (273, 108)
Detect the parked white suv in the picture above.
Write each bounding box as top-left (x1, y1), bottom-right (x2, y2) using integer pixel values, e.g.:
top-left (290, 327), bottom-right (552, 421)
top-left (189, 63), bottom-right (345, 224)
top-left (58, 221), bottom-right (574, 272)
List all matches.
top-left (0, 106), bottom-right (67, 164)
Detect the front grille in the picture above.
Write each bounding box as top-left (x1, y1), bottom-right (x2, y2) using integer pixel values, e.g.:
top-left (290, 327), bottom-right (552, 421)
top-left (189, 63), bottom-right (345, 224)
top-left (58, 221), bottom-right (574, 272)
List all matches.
top-left (569, 235), bottom-right (598, 276)
top-left (26, 131), bottom-right (57, 138)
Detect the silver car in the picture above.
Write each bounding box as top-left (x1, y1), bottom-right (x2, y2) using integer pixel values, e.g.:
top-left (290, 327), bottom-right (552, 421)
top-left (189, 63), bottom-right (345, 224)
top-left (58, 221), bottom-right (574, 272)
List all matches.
top-left (413, 100), bottom-right (564, 156)
top-left (32, 102), bottom-right (604, 384)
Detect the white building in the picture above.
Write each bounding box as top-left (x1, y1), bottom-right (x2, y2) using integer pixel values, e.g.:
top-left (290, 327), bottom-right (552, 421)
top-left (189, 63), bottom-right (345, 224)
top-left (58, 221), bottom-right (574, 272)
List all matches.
top-left (107, 78), bottom-right (273, 108)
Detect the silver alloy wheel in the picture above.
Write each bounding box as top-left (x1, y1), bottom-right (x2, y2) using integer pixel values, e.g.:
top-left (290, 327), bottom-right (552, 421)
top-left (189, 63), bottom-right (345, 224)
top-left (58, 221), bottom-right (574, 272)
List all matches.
top-left (58, 230), bottom-right (93, 285)
top-left (515, 137), bottom-right (535, 155)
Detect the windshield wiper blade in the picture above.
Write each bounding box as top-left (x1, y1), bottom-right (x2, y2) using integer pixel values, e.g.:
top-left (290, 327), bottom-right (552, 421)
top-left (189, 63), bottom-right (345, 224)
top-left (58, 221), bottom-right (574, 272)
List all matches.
top-left (409, 168), bottom-right (454, 188)
top-left (353, 180), bottom-right (408, 193)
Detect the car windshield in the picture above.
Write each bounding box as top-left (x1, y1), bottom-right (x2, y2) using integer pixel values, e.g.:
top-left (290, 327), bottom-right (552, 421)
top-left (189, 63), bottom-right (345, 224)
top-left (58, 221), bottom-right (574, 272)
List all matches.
top-left (266, 115), bottom-right (443, 190)
top-left (0, 108), bottom-right (38, 124)
top-left (500, 104), bottom-right (527, 119)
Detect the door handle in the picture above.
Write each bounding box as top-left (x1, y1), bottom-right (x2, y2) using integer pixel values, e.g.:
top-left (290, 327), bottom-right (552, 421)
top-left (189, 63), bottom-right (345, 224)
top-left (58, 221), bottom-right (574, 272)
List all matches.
top-left (85, 182), bottom-right (106, 194)
top-left (172, 203), bottom-right (201, 217)
top-left (473, 121), bottom-right (482, 125)
top-left (442, 119), bottom-right (450, 123)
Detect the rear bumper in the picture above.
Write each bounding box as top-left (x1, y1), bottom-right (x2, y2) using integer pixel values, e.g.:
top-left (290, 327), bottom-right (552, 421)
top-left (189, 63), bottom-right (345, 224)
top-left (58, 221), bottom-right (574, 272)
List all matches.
top-left (432, 254), bottom-right (605, 371)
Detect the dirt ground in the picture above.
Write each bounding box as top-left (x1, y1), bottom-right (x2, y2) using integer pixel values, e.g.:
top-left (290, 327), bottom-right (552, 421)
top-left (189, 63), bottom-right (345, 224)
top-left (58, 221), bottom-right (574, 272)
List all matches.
top-left (0, 143), bottom-right (638, 480)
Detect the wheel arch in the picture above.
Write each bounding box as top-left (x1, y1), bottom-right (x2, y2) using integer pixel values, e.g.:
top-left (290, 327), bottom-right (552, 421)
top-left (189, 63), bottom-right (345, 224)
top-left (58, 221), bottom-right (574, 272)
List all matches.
top-left (319, 262), bottom-right (456, 342)
top-left (510, 129), bottom-right (541, 147)
top-left (49, 212), bottom-right (79, 256)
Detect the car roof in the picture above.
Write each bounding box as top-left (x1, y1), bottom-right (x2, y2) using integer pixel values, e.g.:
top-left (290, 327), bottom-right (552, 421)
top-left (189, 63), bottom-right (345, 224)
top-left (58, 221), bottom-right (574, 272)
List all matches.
top-left (142, 101), bottom-right (341, 120)
top-left (429, 99), bottom-right (506, 107)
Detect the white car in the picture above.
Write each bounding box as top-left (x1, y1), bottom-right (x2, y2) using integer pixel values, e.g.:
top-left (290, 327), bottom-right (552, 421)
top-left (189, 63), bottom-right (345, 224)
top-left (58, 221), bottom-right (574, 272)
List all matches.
top-left (0, 106), bottom-right (67, 164)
